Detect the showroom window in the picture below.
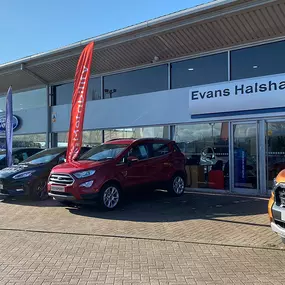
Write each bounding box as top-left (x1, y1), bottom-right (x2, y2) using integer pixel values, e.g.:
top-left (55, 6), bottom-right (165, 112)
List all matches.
top-left (0, 88), bottom-right (47, 111)
top-left (55, 77), bottom-right (101, 105)
top-left (57, 130), bottom-right (102, 147)
top-left (174, 123), bottom-right (229, 190)
top-left (231, 40), bottom-right (285, 80)
top-left (266, 121), bottom-right (285, 189)
top-left (104, 126), bottom-right (169, 141)
top-left (0, 134), bottom-right (46, 149)
top-left (171, 53), bottom-right (228, 89)
top-left (103, 65), bottom-right (168, 99)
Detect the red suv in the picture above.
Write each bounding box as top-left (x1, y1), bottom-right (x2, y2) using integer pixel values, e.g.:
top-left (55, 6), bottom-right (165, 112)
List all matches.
top-left (47, 138), bottom-right (186, 210)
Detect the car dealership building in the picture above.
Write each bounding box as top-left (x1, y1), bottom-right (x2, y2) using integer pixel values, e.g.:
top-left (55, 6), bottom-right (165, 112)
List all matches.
top-left (0, 0), bottom-right (285, 196)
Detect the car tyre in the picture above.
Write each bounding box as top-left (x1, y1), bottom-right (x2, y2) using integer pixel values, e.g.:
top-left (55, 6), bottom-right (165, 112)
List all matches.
top-left (31, 179), bottom-right (49, 201)
top-left (167, 174), bottom-right (185, 197)
top-left (99, 183), bottom-right (121, 210)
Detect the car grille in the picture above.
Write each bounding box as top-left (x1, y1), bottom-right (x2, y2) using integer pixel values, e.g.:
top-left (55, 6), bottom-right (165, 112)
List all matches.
top-left (276, 187), bottom-right (285, 207)
top-left (49, 174), bottom-right (74, 186)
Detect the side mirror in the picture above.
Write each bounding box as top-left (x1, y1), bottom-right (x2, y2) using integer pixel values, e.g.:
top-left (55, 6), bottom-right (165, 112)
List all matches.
top-left (127, 156), bottom-right (139, 165)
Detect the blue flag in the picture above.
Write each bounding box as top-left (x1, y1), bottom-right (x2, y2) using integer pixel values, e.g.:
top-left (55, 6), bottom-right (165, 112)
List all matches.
top-left (5, 86), bottom-right (13, 167)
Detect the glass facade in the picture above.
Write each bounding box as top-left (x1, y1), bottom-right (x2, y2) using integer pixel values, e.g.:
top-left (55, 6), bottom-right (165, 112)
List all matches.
top-left (266, 122), bottom-right (285, 189)
top-left (231, 40), bottom-right (285, 80)
top-left (57, 130), bottom-right (102, 147)
top-left (174, 123), bottom-right (229, 190)
top-left (55, 77), bottom-right (101, 105)
top-left (0, 134), bottom-right (46, 149)
top-left (233, 123), bottom-right (257, 189)
top-left (103, 65), bottom-right (168, 99)
top-left (0, 88), bottom-right (46, 111)
top-left (171, 53), bottom-right (228, 89)
top-left (104, 126), bottom-right (169, 141)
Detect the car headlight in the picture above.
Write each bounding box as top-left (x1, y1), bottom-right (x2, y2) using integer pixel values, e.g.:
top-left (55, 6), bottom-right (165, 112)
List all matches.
top-left (73, 170), bottom-right (95, 179)
top-left (13, 171), bottom-right (36, 179)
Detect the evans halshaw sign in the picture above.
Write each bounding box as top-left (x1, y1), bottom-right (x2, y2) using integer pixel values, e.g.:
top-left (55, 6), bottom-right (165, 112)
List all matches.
top-left (0, 114), bottom-right (19, 133)
top-left (189, 73), bottom-right (285, 117)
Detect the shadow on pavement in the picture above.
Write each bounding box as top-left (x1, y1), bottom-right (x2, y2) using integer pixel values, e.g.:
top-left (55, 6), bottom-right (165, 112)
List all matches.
top-left (0, 196), bottom-right (61, 207)
top-left (0, 190), bottom-right (269, 225)
top-left (66, 190), bottom-right (269, 225)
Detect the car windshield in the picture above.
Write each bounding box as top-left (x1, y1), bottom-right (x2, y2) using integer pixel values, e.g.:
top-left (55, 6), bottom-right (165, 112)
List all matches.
top-left (80, 144), bottom-right (128, 161)
top-left (22, 148), bottom-right (65, 165)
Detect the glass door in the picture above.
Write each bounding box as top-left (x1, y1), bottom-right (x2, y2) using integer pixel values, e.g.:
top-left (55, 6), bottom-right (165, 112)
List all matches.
top-left (231, 122), bottom-right (259, 195)
top-left (266, 120), bottom-right (285, 191)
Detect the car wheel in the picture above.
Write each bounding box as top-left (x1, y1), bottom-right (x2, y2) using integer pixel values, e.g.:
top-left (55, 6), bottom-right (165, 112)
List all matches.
top-left (168, 174), bottom-right (185, 197)
top-left (99, 183), bottom-right (121, 210)
top-left (31, 179), bottom-right (48, 200)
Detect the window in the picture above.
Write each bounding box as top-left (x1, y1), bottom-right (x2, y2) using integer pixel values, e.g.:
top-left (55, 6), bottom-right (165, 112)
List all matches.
top-left (104, 126), bottom-right (169, 141)
top-left (171, 53), bottom-right (228, 89)
top-left (1, 134), bottom-right (46, 148)
top-left (231, 41), bottom-right (285, 80)
top-left (0, 88), bottom-right (47, 111)
top-left (128, 144), bottom-right (149, 160)
top-left (152, 143), bottom-right (169, 157)
top-left (55, 77), bottom-right (101, 105)
top-left (57, 130), bottom-right (102, 147)
top-left (13, 151), bottom-right (29, 164)
top-left (103, 65), bottom-right (168, 99)
top-left (266, 122), bottom-right (285, 189)
top-left (174, 122), bottom-right (229, 190)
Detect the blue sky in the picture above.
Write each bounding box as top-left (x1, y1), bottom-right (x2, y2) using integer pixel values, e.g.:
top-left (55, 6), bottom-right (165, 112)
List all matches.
top-left (0, 0), bottom-right (209, 64)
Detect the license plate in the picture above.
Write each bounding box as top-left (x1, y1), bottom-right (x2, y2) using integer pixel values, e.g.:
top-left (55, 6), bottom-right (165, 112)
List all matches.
top-left (0, 184), bottom-right (3, 190)
top-left (51, 185), bottom-right (65, 192)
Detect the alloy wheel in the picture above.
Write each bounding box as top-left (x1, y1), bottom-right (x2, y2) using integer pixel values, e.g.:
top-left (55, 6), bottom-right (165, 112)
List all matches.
top-left (103, 186), bottom-right (120, 209)
top-left (173, 176), bottom-right (185, 195)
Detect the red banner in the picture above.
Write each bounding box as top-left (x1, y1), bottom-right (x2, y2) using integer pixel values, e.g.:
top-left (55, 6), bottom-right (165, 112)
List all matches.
top-left (66, 42), bottom-right (94, 162)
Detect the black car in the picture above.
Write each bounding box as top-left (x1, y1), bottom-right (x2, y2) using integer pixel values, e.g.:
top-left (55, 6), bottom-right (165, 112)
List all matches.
top-left (0, 147), bottom-right (42, 170)
top-left (0, 146), bottom-right (90, 200)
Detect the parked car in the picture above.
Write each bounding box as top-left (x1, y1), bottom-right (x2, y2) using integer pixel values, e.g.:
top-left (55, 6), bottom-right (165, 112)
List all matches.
top-left (48, 138), bottom-right (186, 210)
top-left (268, 169), bottom-right (285, 244)
top-left (0, 147), bottom-right (42, 170)
top-left (0, 146), bottom-right (90, 200)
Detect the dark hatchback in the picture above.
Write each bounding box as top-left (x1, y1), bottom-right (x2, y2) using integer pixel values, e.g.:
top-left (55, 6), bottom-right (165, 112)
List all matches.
top-left (0, 147), bottom-right (42, 170)
top-left (0, 146), bottom-right (90, 200)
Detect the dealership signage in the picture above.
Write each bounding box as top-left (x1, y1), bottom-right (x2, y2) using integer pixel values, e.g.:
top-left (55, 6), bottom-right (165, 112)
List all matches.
top-left (189, 73), bottom-right (285, 117)
top-left (0, 114), bottom-right (19, 133)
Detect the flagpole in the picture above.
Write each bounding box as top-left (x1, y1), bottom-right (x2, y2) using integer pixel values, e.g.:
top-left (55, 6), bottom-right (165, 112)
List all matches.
top-left (5, 86), bottom-right (13, 167)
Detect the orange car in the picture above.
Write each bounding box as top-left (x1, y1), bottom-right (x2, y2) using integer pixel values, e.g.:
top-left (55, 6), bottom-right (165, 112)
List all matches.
top-left (268, 170), bottom-right (285, 244)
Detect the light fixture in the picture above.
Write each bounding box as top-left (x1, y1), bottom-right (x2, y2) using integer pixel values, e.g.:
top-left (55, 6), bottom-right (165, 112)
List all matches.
top-left (152, 56), bottom-right (159, 63)
top-left (188, 68), bottom-right (194, 71)
top-left (253, 65), bottom-right (258, 69)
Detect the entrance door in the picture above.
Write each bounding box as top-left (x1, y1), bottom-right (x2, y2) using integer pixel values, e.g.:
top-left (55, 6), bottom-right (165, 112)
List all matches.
top-left (266, 120), bottom-right (285, 192)
top-left (231, 122), bottom-right (259, 195)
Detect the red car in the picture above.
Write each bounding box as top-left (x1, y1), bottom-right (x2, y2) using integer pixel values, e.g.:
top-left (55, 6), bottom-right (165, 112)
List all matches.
top-left (47, 138), bottom-right (186, 210)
